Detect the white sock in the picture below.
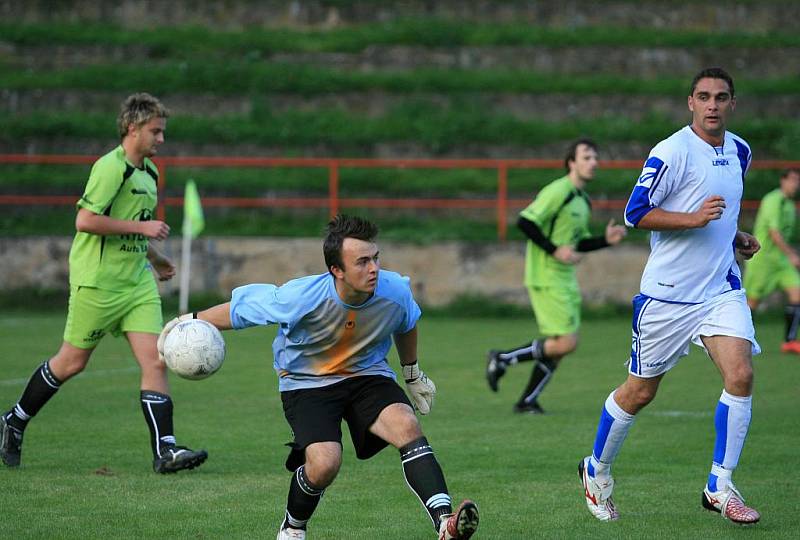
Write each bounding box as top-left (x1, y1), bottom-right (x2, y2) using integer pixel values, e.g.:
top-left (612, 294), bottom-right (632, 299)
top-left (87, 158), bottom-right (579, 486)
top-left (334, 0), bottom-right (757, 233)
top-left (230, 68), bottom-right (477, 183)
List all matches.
top-left (708, 390), bottom-right (752, 491)
top-left (589, 391), bottom-right (635, 481)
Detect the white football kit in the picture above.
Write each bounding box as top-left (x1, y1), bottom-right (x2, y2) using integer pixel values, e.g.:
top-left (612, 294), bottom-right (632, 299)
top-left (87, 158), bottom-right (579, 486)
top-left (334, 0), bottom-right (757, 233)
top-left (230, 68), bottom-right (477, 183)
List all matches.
top-left (623, 126), bottom-right (760, 377)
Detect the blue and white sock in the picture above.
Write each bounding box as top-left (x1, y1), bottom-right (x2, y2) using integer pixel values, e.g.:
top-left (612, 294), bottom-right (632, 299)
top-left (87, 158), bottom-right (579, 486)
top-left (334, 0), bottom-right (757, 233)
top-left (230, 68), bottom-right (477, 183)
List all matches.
top-left (588, 391), bottom-right (635, 481)
top-left (707, 390), bottom-right (752, 492)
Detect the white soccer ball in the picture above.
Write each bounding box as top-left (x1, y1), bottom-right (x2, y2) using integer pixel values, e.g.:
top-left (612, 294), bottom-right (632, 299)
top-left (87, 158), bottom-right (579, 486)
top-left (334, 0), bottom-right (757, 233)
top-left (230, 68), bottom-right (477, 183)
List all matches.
top-left (163, 319), bottom-right (226, 380)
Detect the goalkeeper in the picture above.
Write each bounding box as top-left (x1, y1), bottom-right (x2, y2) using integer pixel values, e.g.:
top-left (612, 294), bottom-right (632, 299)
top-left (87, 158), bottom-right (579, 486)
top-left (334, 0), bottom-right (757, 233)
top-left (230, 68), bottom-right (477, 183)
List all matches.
top-left (159, 214), bottom-right (479, 540)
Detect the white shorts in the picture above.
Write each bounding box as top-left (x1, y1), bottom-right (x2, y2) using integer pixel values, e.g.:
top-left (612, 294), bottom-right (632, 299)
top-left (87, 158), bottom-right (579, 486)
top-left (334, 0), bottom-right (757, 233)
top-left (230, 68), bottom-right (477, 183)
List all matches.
top-left (628, 289), bottom-right (760, 378)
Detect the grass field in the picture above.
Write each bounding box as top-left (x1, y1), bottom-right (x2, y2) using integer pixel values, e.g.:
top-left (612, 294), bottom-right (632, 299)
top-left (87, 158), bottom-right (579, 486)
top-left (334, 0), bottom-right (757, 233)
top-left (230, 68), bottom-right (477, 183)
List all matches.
top-left (1, 312), bottom-right (798, 538)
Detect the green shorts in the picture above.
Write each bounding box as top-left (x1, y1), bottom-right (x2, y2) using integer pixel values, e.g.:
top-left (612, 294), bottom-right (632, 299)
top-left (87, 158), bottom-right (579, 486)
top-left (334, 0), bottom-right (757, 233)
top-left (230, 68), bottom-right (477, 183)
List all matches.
top-left (64, 272), bottom-right (162, 349)
top-left (528, 285), bottom-right (581, 336)
top-left (744, 258), bottom-right (800, 301)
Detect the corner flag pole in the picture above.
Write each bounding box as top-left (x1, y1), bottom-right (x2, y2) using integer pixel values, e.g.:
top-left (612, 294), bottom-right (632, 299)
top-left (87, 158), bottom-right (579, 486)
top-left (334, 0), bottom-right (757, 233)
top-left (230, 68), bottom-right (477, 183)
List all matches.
top-left (179, 180), bottom-right (204, 314)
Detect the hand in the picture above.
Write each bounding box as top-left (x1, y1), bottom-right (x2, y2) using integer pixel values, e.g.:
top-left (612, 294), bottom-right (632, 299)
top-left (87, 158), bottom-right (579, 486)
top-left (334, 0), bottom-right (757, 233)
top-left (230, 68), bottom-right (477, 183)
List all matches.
top-left (403, 363), bottom-right (436, 415)
top-left (553, 245), bottom-right (582, 265)
top-left (692, 195), bottom-right (726, 227)
top-left (151, 256), bottom-right (176, 281)
top-left (157, 313), bottom-right (195, 362)
top-left (604, 219), bottom-right (627, 245)
top-left (139, 220), bottom-right (171, 241)
top-left (735, 231), bottom-right (760, 260)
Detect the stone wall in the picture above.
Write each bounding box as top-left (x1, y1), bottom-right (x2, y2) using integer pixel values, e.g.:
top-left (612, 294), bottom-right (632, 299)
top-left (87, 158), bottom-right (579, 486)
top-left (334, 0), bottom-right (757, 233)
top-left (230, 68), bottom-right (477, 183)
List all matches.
top-left (0, 236), bottom-right (646, 306)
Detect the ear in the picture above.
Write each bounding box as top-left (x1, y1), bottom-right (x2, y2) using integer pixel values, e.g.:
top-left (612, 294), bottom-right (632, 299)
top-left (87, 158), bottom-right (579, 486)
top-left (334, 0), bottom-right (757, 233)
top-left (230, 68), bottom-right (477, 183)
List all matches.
top-left (329, 265), bottom-right (344, 280)
top-left (687, 95), bottom-right (694, 112)
top-left (730, 96), bottom-right (736, 111)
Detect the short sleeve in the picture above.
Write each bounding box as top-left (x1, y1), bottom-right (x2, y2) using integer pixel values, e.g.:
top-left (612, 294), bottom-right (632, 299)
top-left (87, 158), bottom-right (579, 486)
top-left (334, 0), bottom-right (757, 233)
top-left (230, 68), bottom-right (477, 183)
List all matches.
top-left (229, 284), bottom-right (289, 329)
top-left (759, 194), bottom-right (782, 231)
top-left (398, 277), bottom-right (421, 334)
top-left (77, 157), bottom-right (124, 214)
top-left (624, 142), bottom-right (680, 227)
top-left (519, 181), bottom-right (564, 228)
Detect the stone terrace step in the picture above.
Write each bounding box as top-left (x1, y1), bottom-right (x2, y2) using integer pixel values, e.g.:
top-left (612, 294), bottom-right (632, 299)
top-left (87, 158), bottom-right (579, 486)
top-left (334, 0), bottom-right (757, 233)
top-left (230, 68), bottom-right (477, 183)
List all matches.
top-left (8, 0), bottom-right (800, 33)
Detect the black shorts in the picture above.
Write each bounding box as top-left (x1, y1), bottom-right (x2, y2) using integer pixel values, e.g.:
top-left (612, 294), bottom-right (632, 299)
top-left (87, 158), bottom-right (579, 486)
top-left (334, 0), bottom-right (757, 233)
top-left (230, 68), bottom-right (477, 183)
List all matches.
top-left (281, 375), bottom-right (412, 471)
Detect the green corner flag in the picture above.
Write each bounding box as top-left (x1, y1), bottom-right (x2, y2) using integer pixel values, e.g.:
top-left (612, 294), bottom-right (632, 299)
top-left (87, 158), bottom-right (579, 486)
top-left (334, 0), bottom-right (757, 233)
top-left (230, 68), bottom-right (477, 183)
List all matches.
top-left (182, 179), bottom-right (205, 238)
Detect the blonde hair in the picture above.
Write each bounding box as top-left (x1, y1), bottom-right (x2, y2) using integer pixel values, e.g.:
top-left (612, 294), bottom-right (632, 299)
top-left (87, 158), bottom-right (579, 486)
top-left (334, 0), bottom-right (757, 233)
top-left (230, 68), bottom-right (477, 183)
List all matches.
top-left (117, 93), bottom-right (169, 138)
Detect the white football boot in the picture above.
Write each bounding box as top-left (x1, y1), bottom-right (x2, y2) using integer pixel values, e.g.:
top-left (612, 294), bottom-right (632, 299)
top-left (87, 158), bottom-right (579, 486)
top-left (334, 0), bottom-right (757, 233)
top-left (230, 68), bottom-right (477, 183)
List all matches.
top-left (438, 499), bottom-right (480, 539)
top-left (276, 526), bottom-right (306, 540)
top-left (702, 482), bottom-right (760, 525)
top-left (578, 456), bottom-right (619, 521)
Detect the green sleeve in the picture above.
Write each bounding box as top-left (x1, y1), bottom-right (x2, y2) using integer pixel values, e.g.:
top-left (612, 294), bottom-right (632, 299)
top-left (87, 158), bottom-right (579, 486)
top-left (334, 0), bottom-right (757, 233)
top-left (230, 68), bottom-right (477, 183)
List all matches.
top-left (76, 156), bottom-right (124, 214)
top-left (519, 182), bottom-right (564, 228)
top-left (759, 193), bottom-right (782, 231)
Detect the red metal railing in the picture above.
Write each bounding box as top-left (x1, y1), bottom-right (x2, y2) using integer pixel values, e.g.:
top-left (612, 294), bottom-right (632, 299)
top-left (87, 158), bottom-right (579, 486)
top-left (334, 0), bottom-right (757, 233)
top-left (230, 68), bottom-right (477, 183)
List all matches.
top-left (2, 154), bottom-right (799, 240)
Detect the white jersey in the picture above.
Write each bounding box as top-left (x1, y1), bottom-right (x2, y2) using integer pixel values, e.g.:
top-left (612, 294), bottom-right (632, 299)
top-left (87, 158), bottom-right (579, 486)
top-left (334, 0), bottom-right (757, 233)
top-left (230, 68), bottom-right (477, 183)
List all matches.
top-left (624, 125), bottom-right (752, 303)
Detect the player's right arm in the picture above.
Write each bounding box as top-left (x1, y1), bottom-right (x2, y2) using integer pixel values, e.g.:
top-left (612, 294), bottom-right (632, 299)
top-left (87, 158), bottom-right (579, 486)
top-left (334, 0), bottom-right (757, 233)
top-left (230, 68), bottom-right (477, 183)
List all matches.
top-left (196, 303), bottom-right (233, 330)
top-left (768, 228), bottom-right (800, 267)
top-left (635, 196), bottom-right (725, 231)
top-left (75, 208), bottom-right (170, 240)
top-left (625, 142), bottom-right (724, 231)
top-left (158, 303), bottom-right (233, 361)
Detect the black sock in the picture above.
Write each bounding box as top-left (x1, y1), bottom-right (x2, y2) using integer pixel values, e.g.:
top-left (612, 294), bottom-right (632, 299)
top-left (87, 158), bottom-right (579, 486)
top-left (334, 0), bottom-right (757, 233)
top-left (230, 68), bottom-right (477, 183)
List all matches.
top-left (5, 361), bottom-right (62, 431)
top-left (284, 465), bottom-right (324, 530)
top-left (399, 436), bottom-right (451, 531)
top-left (785, 304), bottom-right (800, 341)
top-left (517, 358), bottom-right (558, 406)
top-left (497, 339), bottom-right (546, 365)
top-left (140, 390), bottom-right (175, 459)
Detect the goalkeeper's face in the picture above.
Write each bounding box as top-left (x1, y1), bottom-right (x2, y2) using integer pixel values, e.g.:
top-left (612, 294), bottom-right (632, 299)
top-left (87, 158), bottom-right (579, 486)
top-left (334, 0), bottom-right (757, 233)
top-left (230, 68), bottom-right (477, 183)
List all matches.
top-left (332, 238), bottom-right (380, 303)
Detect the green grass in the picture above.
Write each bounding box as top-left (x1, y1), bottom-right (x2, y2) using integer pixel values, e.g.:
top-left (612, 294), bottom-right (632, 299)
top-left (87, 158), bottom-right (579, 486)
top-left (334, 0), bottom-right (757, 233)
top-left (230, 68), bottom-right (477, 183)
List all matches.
top-left (3, 61), bottom-right (800, 97)
top-left (2, 107), bottom-right (798, 157)
top-left (0, 312), bottom-right (798, 538)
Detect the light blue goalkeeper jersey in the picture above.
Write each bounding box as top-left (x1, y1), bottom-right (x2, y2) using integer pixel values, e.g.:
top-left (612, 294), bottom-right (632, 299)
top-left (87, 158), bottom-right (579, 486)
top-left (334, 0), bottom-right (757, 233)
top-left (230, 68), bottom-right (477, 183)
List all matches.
top-left (229, 269), bottom-right (421, 391)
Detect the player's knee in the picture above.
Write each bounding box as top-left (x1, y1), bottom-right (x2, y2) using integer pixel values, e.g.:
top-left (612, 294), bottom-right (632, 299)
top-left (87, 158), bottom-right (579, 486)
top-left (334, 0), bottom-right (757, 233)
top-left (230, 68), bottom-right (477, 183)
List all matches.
top-left (728, 364), bottom-right (754, 393)
top-left (50, 349), bottom-right (90, 379)
top-left (549, 334), bottom-right (578, 357)
top-left (305, 456), bottom-right (341, 488)
top-left (139, 355), bottom-right (168, 376)
top-left (617, 382), bottom-right (657, 412)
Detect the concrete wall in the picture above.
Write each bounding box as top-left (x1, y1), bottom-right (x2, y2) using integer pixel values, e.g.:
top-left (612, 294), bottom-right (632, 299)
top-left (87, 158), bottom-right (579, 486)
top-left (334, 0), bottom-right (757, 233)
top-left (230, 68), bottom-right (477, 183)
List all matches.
top-left (0, 237), bottom-right (646, 306)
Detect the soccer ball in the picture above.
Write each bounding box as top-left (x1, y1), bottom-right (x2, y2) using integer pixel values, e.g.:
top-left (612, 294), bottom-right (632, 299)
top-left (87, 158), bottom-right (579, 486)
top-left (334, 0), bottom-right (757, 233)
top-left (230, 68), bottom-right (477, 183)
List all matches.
top-left (163, 319), bottom-right (226, 380)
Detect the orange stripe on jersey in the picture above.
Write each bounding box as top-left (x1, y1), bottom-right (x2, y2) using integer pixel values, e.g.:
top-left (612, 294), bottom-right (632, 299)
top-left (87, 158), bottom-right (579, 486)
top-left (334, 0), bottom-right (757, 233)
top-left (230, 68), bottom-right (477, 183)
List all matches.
top-left (318, 309), bottom-right (357, 375)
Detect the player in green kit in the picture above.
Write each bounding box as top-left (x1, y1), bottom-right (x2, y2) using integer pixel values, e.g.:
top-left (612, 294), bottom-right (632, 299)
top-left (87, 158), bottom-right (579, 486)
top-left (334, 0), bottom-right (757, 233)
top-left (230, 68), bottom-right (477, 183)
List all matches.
top-left (0, 93), bottom-right (207, 473)
top-left (486, 139), bottom-right (627, 413)
top-left (744, 168), bottom-right (800, 354)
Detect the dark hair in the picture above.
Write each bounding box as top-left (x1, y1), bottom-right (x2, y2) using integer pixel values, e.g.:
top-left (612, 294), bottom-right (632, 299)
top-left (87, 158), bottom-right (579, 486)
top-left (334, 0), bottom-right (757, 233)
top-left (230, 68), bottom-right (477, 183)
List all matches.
top-left (781, 168), bottom-right (800, 179)
top-left (323, 214), bottom-right (379, 273)
top-left (564, 138), bottom-right (598, 171)
top-left (689, 67), bottom-right (735, 97)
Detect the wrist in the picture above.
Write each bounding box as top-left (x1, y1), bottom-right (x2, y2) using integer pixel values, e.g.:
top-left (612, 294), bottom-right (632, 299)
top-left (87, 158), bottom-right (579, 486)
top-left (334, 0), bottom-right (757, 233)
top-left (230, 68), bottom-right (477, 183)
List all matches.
top-left (402, 362), bottom-right (420, 382)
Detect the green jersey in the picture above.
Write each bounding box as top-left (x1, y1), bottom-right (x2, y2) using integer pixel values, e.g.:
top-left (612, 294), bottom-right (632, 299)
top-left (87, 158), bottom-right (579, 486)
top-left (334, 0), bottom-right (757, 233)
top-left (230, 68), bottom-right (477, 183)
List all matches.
top-left (752, 188), bottom-right (796, 265)
top-left (520, 176), bottom-right (591, 287)
top-left (69, 145), bottom-right (159, 291)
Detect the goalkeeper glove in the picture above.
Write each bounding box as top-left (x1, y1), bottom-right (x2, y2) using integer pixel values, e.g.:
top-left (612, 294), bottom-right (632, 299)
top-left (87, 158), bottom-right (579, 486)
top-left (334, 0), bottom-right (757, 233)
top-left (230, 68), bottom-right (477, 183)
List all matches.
top-left (157, 312), bottom-right (196, 362)
top-left (403, 362), bottom-right (436, 415)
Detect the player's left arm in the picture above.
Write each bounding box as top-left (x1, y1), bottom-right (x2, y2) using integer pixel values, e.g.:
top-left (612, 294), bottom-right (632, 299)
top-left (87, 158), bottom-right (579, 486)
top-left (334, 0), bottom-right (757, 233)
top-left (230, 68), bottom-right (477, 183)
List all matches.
top-left (146, 241), bottom-right (176, 281)
top-left (394, 326), bottom-right (436, 415)
top-left (576, 219), bottom-right (627, 252)
top-left (735, 230), bottom-right (760, 260)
